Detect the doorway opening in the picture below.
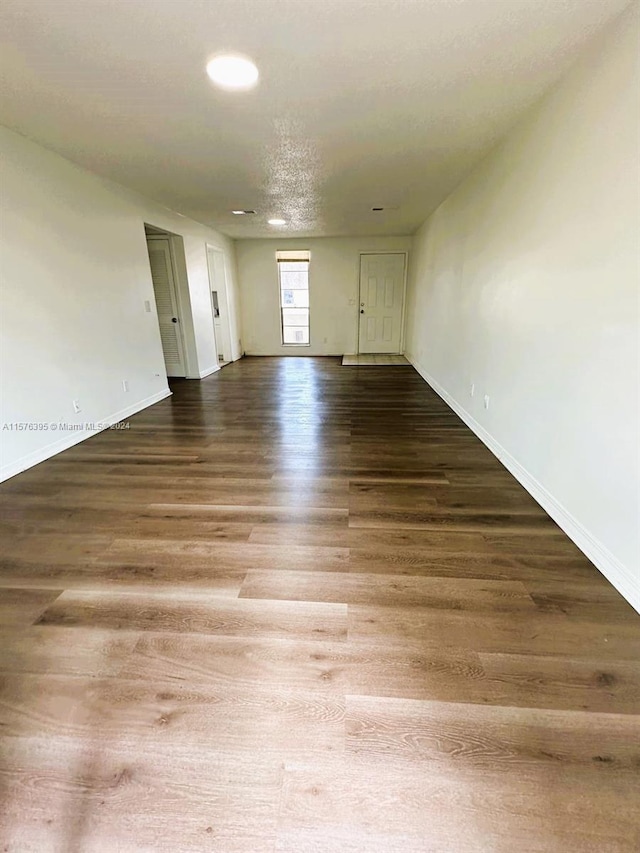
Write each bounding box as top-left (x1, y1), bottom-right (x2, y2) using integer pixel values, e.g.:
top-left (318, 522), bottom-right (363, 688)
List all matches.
top-left (206, 245), bottom-right (233, 367)
top-left (145, 224), bottom-right (187, 378)
top-left (357, 253), bottom-right (407, 355)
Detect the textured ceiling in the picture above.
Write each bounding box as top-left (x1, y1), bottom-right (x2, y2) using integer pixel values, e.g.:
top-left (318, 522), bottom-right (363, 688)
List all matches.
top-left (0, 0), bottom-right (631, 238)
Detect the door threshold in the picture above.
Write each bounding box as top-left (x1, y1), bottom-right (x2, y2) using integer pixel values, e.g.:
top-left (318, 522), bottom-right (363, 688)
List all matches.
top-left (342, 354), bottom-right (409, 366)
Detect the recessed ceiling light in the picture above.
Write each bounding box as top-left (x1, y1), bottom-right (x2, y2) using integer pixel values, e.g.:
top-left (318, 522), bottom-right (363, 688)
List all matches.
top-left (268, 218), bottom-right (286, 226)
top-left (206, 54), bottom-right (259, 91)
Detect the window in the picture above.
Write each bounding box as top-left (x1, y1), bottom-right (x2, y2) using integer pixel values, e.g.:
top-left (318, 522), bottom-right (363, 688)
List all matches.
top-left (277, 250), bottom-right (310, 345)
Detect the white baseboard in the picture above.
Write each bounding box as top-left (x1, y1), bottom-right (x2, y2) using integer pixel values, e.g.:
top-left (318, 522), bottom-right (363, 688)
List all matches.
top-left (407, 356), bottom-right (639, 614)
top-left (0, 389), bottom-right (172, 483)
top-left (198, 364), bottom-right (220, 379)
top-left (244, 351), bottom-right (345, 358)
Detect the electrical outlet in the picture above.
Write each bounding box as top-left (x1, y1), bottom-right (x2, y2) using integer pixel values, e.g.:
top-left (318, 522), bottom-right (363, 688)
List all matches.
top-left (470, 383), bottom-right (475, 397)
top-left (72, 400), bottom-right (81, 413)
top-left (122, 380), bottom-right (129, 392)
top-left (484, 395), bottom-right (490, 410)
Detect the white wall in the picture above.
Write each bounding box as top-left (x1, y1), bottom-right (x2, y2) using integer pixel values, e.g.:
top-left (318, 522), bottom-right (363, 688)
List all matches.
top-left (0, 125), bottom-right (241, 481)
top-left (236, 236), bottom-right (412, 355)
top-left (405, 5), bottom-right (639, 610)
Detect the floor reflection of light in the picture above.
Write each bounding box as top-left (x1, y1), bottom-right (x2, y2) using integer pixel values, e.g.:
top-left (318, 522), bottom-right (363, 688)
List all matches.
top-left (275, 358), bottom-right (324, 478)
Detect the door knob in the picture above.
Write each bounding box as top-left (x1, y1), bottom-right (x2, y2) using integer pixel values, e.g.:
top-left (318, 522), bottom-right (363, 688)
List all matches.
top-left (171, 317), bottom-right (178, 323)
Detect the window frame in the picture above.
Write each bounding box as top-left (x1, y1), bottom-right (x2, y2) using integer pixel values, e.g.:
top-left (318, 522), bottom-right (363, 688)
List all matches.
top-left (277, 252), bottom-right (310, 347)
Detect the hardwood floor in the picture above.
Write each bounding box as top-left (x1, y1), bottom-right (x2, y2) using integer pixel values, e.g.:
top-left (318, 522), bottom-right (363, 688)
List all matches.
top-left (0, 356), bottom-right (638, 852)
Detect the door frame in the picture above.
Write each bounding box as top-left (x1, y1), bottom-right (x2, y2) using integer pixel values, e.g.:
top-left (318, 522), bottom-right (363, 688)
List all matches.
top-left (356, 251), bottom-right (409, 355)
top-left (146, 233), bottom-right (188, 377)
top-left (206, 245), bottom-right (233, 365)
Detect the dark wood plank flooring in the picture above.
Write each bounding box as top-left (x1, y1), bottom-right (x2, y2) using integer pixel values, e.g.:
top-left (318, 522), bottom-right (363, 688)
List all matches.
top-left (0, 356), bottom-right (638, 852)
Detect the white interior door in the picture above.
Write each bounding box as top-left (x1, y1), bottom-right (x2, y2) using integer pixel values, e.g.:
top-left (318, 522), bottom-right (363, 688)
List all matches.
top-left (146, 237), bottom-right (186, 377)
top-left (358, 253), bottom-right (406, 354)
top-left (207, 246), bottom-right (232, 364)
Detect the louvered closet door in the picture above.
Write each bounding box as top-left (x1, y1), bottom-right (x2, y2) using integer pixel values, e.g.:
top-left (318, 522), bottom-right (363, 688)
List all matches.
top-left (146, 238), bottom-right (186, 376)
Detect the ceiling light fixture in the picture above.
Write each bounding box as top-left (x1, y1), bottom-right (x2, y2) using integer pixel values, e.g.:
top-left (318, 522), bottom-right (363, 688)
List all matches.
top-left (206, 54), bottom-right (259, 91)
top-left (268, 218), bottom-right (286, 226)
